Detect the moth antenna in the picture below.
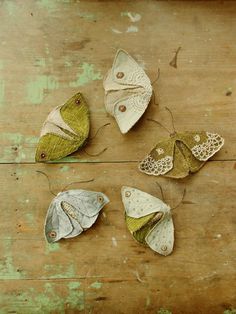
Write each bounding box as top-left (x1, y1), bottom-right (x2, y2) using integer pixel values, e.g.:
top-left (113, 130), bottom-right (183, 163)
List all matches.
top-left (151, 68), bottom-right (160, 85)
top-left (165, 107), bottom-right (176, 134)
top-left (171, 188), bottom-right (186, 210)
top-left (147, 118), bottom-right (171, 134)
top-left (155, 182), bottom-right (165, 202)
top-left (152, 91), bottom-right (158, 106)
top-left (61, 178), bottom-right (94, 192)
top-left (89, 123), bottom-right (111, 141)
top-left (84, 147), bottom-right (108, 157)
top-left (36, 170), bottom-right (57, 196)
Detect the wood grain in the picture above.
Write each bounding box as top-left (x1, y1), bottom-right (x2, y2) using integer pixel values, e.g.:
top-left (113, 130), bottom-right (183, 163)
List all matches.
top-left (0, 1), bottom-right (235, 313)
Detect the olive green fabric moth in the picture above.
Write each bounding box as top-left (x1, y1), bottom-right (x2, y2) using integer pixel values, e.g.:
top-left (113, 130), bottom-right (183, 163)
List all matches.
top-left (35, 92), bottom-right (90, 162)
top-left (121, 186), bottom-right (174, 256)
top-left (139, 131), bottom-right (224, 178)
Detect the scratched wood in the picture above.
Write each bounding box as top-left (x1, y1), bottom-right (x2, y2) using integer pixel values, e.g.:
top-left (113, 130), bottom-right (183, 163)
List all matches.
top-left (0, 0), bottom-right (235, 163)
top-left (0, 0), bottom-right (236, 313)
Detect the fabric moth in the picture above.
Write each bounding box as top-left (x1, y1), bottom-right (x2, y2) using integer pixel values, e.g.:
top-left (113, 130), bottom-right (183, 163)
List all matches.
top-left (121, 186), bottom-right (176, 256)
top-left (139, 108), bottom-right (224, 178)
top-left (35, 92), bottom-right (90, 162)
top-left (103, 49), bottom-right (153, 134)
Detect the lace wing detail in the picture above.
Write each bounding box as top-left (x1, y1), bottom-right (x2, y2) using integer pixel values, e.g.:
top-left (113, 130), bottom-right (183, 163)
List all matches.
top-left (145, 211), bottom-right (174, 256)
top-left (139, 138), bottom-right (175, 176)
top-left (179, 132), bottom-right (224, 161)
top-left (103, 49), bottom-right (152, 133)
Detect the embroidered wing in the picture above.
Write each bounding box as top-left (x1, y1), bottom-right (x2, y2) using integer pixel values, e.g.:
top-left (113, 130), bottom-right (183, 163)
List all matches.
top-left (121, 186), bottom-right (173, 256)
top-left (103, 49), bottom-right (152, 134)
top-left (45, 190), bottom-right (109, 243)
top-left (178, 132), bottom-right (224, 161)
top-left (145, 212), bottom-right (174, 256)
top-left (139, 132), bottom-right (224, 178)
top-left (139, 137), bottom-right (175, 176)
top-left (35, 92), bottom-right (90, 162)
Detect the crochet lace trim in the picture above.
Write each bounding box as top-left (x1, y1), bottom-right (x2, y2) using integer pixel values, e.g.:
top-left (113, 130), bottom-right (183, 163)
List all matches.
top-left (191, 132), bottom-right (224, 161)
top-left (139, 155), bottom-right (173, 176)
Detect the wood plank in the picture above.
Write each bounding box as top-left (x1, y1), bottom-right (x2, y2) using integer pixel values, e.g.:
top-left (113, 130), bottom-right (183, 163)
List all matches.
top-left (0, 162), bottom-right (235, 313)
top-left (0, 1), bottom-right (235, 162)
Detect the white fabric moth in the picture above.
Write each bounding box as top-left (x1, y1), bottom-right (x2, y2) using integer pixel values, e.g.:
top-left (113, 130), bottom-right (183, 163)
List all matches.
top-left (121, 186), bottom-right (174, 256)
top-left (45, 189), bottom-right (109, 243)
top-left (103, 49), bottom-right (153, 134)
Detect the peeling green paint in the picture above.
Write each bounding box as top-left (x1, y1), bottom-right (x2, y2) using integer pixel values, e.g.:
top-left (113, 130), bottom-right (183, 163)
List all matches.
top-left (5, 1), bottom-right (17, 16)
top-left (44, 264), bottom-right (75, 279)
top-left (0, 133), bottom-right (39, 162)
top-left (45, 242), bottom-right (60, 254)
top-left (0, 282), bottom-right (85, 313)
top-left (60, 165), bottom-right (70, 172)
top-left (224, 310), bottom-right (236, 314)
top-left (68, 282), bottom-right (81, 289)
top-left (37, 0), bottom-right (58, 12)
top-left (90, 281), bottom-right (102, 289)
top-left (35, 57), bottom-right (46, 67)
top-left (0, 239), bottom-right (26, 279)
top-left (27, 75), bottom-right (59, 105)
top-left (0, 78), bottom-right (4, 106)
top-left (25, 212), bottom-right (34, 224)
top-left (69, 63), bottom-right (102, 88)
top-left (157, 309), bottom-right (172, 314)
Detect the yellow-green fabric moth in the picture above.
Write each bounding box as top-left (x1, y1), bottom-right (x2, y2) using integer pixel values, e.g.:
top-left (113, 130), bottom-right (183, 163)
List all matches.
top-left (139, 131), bottom-right (224, 178)
top-left (103, 49), bottom-right (152, 134)
top-left (45, 189), bottom-right (109, 243)
top-left (121, 186), bottom-right (174, 256)
top-left (35, 92), bottom-right (89, 162)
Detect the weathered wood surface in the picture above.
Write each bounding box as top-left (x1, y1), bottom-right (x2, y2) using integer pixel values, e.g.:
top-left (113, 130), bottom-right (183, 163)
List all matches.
top-left (0, 1), bottom-right (236, 313)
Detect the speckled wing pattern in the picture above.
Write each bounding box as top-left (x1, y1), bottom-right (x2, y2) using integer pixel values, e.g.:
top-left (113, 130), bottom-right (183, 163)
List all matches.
top-left (103, 49), bottom-right (152, 134)
top-left (35, 92), bottom-right (90, 162)
top-left (121, 186), bottom-right (174, 256)
top-left (139, 131), bottom-right (224, 178)
top-left (45, 189), bottom-right (109, 243)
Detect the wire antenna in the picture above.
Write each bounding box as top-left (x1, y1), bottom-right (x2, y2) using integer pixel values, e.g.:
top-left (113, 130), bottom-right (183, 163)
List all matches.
top-left (90, 123), bottom-right (110, 141)
top-left (36, 170), bottom-right (57, 196)
top-left (171, 188), bottom-right (186, 210)
top-left (165, 107), bottom-right (176, 134)
top-left (85, 123), bottom-right (110, 157)
top-left (151, 68), bottom-right (160, 85)
top-left (156, 182), bottom-right (165, 201)
top-left (147, 118), bottom-right (171, 134)
top-left (61, 178), bottom-right (94, 192)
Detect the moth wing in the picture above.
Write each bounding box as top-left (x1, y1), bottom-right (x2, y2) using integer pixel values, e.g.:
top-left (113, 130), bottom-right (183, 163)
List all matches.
top-left (104, 49), bottom-right (152, 90)
top-left (121, 186), bottom-right (167, 218)
top-left (179, 131), bottom-right (224, 161)
top-left (44, 199), bottom-right (73, 243)
top-left (139, 138), bottom-right (175, 176)
top-left (104, 49), bottom-right (152, 134)
top-left (35, 92), bottom-right (89, 162)
top-left (58, 190), bottom-right (109, 229)
top-left (145, 213), bottom-right (174, 256)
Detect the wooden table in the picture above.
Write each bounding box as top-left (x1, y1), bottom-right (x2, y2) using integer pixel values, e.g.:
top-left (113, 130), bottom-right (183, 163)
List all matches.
top-left (0, 1), bottom-right (235, 313)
